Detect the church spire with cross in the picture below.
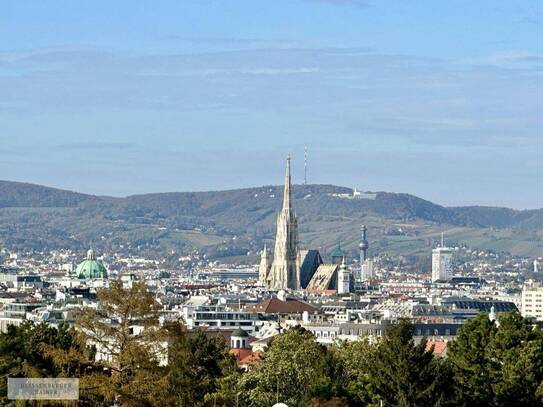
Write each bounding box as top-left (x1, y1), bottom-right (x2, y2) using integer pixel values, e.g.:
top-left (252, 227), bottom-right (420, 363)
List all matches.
top-left (267, 155), bottom-right (300, 290)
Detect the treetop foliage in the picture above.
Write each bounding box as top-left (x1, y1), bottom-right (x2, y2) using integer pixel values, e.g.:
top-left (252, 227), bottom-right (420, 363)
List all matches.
top-left (2, 283), bottom-right (543, 406)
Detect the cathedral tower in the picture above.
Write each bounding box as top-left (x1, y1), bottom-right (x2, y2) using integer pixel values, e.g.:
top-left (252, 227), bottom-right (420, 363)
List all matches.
top-left (268, 155), bottom-right (299, 290)
top-left (258, 243), bottom-right (272, 285)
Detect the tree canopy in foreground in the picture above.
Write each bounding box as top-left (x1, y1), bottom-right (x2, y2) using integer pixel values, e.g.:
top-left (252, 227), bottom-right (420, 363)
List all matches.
top-left (1, 282), bottom-right (543, 406)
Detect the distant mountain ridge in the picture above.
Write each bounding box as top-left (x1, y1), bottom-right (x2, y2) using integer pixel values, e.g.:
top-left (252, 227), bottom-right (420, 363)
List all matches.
top-left (0, 180), bottom-right (95, 208)
top-left (0, 180), bottom-right (542, 260)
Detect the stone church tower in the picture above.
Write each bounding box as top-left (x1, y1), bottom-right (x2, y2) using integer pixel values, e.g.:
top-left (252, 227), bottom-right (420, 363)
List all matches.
top-left (267, 156), bottom-right (300, 290)
top-left (258, 243), bottom-right (272, 285)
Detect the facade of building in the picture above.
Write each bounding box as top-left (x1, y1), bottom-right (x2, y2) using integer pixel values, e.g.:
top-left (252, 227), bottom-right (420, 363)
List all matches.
top-left (337, 260), bottom-right (350, 294)
top-left (432, 247), bottom-right (453, 282)
top-left (0, 273), bottom-right (43, 289)
top-left (361, 259), bottom-right (374, 281)
top-left (0, 302), bottom-right (44, 333)
top-left (182, 304), bottom-right (261, 334)
top-left (522, 281), bottom-right (543, 321)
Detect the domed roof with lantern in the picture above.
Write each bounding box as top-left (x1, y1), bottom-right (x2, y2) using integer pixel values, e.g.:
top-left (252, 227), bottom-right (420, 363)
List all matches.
top-left (75, 249), bottom-right (108, 280)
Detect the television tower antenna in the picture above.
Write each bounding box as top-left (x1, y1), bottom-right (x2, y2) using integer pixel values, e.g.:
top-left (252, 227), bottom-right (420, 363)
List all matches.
top-left (304, 146), bottom-right (308, 185)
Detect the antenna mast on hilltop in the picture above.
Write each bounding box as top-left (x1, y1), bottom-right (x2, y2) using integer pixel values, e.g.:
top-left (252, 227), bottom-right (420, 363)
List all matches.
top-left (304, 146), bottom-right (308, 185)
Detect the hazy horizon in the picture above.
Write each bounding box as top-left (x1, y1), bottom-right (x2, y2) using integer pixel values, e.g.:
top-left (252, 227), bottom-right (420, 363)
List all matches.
top-left (1, 1), bottom-right (542, 208)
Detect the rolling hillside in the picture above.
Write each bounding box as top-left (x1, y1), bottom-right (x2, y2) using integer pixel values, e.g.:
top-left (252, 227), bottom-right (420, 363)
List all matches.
top-left (1, 180), bottom-right (543, 261)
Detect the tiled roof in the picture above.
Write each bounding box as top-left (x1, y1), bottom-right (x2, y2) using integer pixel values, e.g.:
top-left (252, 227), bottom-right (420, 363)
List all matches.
top-left (425, 340), bottom-right (448, 355)
top-left (299, 249), bottom-right (323, 289)
top-left (240, 351), bottom-right (261, 365)
top-left (306, 264), bottom-right (338, 291)
top-left (229, 348), bottom-right (253, 361)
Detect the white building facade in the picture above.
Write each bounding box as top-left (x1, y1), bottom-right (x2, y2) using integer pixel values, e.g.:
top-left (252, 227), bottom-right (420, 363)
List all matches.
top-left (432, 247), bottom-right (453, 282)
top-left (522, 281), bottom-right (543, 321)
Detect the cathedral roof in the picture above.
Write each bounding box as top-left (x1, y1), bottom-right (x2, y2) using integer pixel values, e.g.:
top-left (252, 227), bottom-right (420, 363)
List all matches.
top-left (299, 249), bottom-right (323, 289)
top-left (306, 264), bottom-right (339, 291)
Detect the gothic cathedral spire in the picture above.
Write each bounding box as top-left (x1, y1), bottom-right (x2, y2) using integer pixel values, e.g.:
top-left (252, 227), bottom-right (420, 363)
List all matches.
top-left (268, 155), bottom-right (300, 290)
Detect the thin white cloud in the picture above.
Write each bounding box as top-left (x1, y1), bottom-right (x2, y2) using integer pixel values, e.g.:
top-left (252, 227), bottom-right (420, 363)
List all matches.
top-left (463, 51), bottom-right (543, 67)
top-left (304, 0), bottom-right (371, 8)
top-left (58, 142), bottom-right (135, 151)
top-left (240, 67), bottom-right (320, 75)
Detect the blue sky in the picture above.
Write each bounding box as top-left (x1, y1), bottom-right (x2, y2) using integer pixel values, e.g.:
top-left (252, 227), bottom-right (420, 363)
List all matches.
top-left (1, 0), bottom-right (542, 208)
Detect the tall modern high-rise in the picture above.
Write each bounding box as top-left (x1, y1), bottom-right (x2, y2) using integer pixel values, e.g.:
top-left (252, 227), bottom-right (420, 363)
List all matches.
top-left (267, 156), bottom-right (300, 290)
top-left (431, 234), bottom-right (453, 282)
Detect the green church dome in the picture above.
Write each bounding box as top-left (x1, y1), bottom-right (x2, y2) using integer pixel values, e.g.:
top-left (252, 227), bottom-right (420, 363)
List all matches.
top-left (75, 249), bottom-right (108, 279)
top-left (331, 244), bottom-right (346, 259)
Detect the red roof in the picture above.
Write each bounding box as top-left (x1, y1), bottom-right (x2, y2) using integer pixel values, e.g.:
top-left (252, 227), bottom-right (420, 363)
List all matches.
top-left (240, 351), bottom-right (261, 365)
top-left (229, 348), bottom-right (253, 361)
top-left (425, 340), bottom-right (448, 355)
top-left (229, 349), bottom-right (262, 367)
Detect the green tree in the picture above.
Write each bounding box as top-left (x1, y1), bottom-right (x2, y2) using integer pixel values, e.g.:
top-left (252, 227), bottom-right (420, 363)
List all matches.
top-left (166, 325), bottom-right (238, 406)
top-left (449, 311), bottom-right (543, 407)
top-left (448, 313), bottom-right (496, 406)
top-left (369, 319), bottom-right (453, 407)
top-left (330, 336), bottom-right (379, 405)
top-left (0, 321), bottom-right (91, 404)
top-left (491, 312), bottom-right (543, 406)
top-left (74, 280), bottom-right (172, 406)
top-left (239, 326), bottom-right (332, 407)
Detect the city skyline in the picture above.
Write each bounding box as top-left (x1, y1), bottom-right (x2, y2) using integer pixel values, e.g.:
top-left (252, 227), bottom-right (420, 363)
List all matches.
top-left (2, 3), bottom-right (543, 406)
top-left (1, 1), bottom-right (542, 208)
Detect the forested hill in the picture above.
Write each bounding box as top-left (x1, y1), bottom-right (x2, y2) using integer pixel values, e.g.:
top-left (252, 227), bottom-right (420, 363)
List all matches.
top-left (0, 180), bottom-right (542, 259)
